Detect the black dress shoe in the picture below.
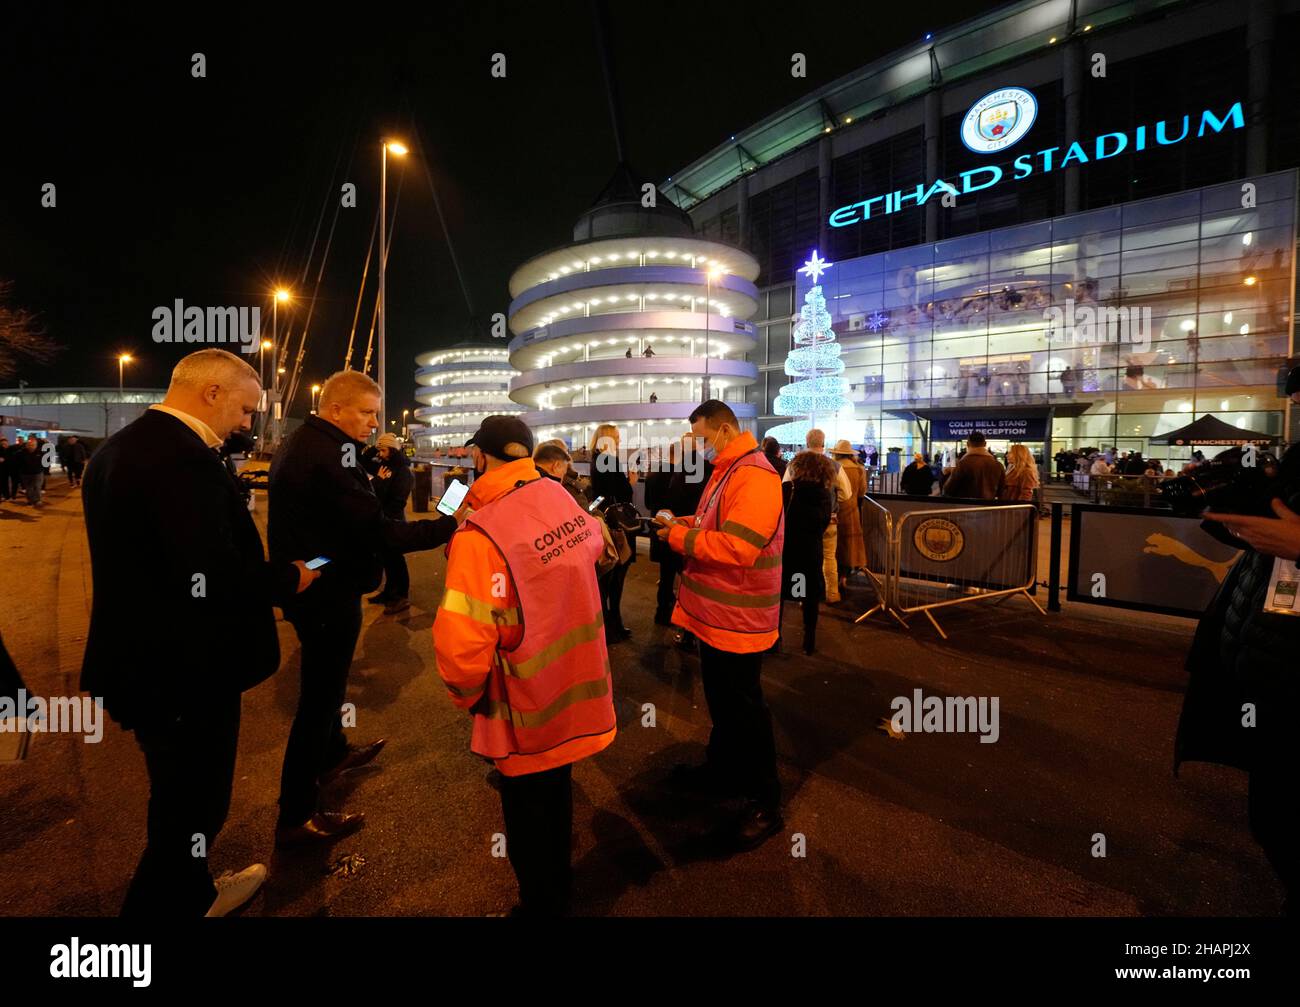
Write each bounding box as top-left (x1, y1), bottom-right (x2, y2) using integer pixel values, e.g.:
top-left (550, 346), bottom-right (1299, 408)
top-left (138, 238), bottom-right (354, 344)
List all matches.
top-left (728, 804), bottom-right (784, 852)
top-left (274, 811), bottom-right (366, 848)
top-left (320, 739), bottom-right (387, 786)
top-left (605, 624), bottom-right (632, 643)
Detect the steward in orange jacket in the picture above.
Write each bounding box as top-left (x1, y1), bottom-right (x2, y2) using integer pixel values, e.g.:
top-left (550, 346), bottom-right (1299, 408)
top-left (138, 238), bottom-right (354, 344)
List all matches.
top-left (654, 400), bottom-right (785, 852)
top-left (434, 415), bottom-right (615, 915)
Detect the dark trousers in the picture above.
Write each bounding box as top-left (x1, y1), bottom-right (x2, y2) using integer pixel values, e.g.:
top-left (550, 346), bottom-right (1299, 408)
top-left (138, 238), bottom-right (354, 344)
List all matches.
top-left (380, 549), bottom-right (409, 599)
top-left (1249, 759), bottom-right (1297, 909)
top-left (655, 552), bottom-right (682, 618)
top-left (601, 560), bottom-right (631, 629)
top-left (20, 473), bottom-right (44, 505)
top-left (121, 692), bottom-right (241, 916)
top-left (66, 461), bottom-right (84, 485)
top-left (278, 595), bottom-right (363, 827)
top-left (778, 598), bottom-right (819, 648)
top-left (499, 763), bottom-right (573, 915)
top-left (698, 641), bottom-right (781, 810)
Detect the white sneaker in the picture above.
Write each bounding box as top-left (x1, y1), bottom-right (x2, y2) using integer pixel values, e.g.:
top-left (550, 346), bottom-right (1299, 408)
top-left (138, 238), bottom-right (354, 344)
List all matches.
top-left (204, 863), bottom-right (268, 917)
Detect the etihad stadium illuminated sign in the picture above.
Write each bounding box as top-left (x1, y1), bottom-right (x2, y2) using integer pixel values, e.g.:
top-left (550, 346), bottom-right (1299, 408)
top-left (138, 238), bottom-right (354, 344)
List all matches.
top-left (828, 96), bottom-right (1244, 229)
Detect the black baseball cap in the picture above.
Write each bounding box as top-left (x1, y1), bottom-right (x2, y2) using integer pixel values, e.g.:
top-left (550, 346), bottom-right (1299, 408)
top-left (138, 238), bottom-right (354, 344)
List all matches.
top-left (1286, 365), bottom-right (1300, 396)
top-left (465, 415), bottom-right (534, 461)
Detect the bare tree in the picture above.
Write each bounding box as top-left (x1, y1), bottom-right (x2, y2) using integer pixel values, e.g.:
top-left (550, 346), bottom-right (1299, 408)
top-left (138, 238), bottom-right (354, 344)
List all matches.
top-left (0, 280), bottom-right (60, 382)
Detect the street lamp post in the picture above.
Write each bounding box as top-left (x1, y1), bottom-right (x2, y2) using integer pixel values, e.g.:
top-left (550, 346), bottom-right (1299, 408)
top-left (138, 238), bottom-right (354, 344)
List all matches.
top-left (311, 384), bottom-right (322, 414)
top-left (117, 354), bottom-right (132, 429)
top-left (379, 139), bottom-right (408, 434)
top-left (402, 408), bottom-right (410, 439)
top-left (271, 289), bottom-right (290, 443)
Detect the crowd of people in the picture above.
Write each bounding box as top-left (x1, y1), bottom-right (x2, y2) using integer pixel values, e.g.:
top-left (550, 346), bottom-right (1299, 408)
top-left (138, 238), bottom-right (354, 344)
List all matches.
top-left (0, 433), bottom-right (92, 509)
top-left (10, 345), bottom-right (1293, 920)
top-left (1054, 447), bottom-right (1179, 480)
top-left (70, 349), bottom-right (816, 919)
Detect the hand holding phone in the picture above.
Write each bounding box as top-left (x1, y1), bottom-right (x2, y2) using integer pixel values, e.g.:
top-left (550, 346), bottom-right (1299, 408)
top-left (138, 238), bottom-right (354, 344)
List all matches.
top-left (437, 478), bottom-right (470, 516)
top-left (292, 560), bottom-right (324, 593)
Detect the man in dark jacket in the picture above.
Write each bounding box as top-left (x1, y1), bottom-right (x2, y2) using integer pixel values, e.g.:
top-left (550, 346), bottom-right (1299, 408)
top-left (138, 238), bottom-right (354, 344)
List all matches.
top-left (2, 436), bottom-right (22, 500)
top-left (81, 348), bottom-right (319, 917)
top-left (268, 369), bottom-right (456, 848)
top-left (62, 435), bottom-right (89, 486)
top-left (1179, 377), bottom-right (1300, 915)
top-left (645, 434), bottom-right (711, 626)
top-left (17, 435), bottom-right (48, 506)
top-left (366, 432), bottom-right (415, 614)
top-left (943, 432), bottom-right (1005, 500)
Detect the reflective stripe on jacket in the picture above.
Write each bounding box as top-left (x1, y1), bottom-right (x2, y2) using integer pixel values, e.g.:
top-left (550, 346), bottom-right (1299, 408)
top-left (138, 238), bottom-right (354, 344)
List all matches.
top-left (669, 432), bottom-right (784, 653)
top-left (434, 459), bottom-right (616, 776)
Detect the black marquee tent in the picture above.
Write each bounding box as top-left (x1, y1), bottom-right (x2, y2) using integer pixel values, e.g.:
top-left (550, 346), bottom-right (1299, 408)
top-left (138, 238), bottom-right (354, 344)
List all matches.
top-left (1148, 413), bottom-right (1276, 446)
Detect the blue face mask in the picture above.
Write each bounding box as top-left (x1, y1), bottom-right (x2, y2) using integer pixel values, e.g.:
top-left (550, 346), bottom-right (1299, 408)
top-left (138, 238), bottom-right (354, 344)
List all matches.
top-left (700, 429), bottom-right (729, 463)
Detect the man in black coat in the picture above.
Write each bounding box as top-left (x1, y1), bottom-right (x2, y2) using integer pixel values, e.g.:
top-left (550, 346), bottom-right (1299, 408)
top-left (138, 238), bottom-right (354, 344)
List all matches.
top-left (62, 435), bottom-right (89, 486)
top-left (645, 433), bottom-right (711, 626)
top-left (268, 369), bottom-right (456, 847)
top-left (2, 436), bottom-right (22, 500)
top-left (81, 348), bottom-right (319, 917)
top-left (365, 432), bottom-right (415, 614)
top-left (16, 435), bottom-right (49, 506)
top-left (1178, 370), bottom-right (1300, 914)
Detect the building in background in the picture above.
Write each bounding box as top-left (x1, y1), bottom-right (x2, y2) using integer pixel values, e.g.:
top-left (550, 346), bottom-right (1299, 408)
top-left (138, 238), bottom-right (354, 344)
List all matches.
top-left (504, 165), bottom-right (761, 450)
top-left (0, 387), bottom-right (166, 442)
top-left (411, 343), bottom-right (519, 452)
top-left (663, 0), bottom-right (1300, 462)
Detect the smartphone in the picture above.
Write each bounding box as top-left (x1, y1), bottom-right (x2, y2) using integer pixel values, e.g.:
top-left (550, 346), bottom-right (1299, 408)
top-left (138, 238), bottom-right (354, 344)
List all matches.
top-left (437, 478), bottom-right (470, 516)
top-left (587, 495), bottom-right (605, 512)
top-left (305, 556), bottom-right (331, 570)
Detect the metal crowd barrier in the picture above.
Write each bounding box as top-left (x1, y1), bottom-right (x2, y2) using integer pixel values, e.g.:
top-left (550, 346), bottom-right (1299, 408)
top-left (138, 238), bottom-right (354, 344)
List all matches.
top-left (855, 497), bottom-right (1044, 639)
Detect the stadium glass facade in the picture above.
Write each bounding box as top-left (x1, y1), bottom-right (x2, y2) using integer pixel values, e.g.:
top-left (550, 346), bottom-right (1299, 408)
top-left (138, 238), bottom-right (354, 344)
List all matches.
top-left (791, 170), bottom-right (1296, 463)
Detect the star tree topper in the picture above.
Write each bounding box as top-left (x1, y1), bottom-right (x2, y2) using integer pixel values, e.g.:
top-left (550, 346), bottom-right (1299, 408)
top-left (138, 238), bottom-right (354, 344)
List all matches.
top-left (799, 250), bottom-right (831, 284)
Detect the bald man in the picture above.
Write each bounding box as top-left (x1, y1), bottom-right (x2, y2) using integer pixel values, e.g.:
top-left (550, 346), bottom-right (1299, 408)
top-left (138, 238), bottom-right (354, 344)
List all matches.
top-left (81, 348), bottom-right (319, 917)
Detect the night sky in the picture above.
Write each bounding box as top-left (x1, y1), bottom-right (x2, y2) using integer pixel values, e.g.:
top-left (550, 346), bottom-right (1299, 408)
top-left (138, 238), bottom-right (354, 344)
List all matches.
top-left (1, 1), bottom-right (985, 414)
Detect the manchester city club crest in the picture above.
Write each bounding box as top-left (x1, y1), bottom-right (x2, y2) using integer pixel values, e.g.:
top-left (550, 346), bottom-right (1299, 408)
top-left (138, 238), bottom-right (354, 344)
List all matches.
top-left (913, 518), bottom-right (966, 562)
top-left (961, 87), bottom-right (1037, 154)
top-left (978, 101), bottom-right (1019, 141)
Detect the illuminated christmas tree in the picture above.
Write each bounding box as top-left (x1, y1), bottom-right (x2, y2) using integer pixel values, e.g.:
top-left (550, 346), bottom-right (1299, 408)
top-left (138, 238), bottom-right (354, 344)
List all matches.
top-left (767, 251), bottom-right (854, 446)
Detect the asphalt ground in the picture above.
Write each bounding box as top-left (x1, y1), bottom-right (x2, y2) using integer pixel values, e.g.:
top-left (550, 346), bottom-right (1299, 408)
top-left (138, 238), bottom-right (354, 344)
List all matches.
top-left (0, 479), bottom-right (1283, 916)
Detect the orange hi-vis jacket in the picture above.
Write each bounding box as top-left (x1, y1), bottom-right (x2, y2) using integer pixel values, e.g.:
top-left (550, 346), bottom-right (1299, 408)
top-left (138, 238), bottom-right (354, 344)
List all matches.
top-left (668, 432), bottom-right (785, 654)
top-left (433, 458), bottom-right (617, 776)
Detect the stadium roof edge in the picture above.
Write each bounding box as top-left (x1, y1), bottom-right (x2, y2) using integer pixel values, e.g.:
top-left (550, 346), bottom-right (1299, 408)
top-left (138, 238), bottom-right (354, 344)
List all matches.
top-left (660, 0), bottom-right (1191, 211)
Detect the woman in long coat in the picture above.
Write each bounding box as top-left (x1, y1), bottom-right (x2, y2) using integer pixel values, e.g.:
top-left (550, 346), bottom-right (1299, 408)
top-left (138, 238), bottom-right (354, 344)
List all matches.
top-left (588, 423), bottom-right (638, 643)
top-left (780, 450), bottom-right (836, 655)
top-left (830, 440), bottom-right (867, 585)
